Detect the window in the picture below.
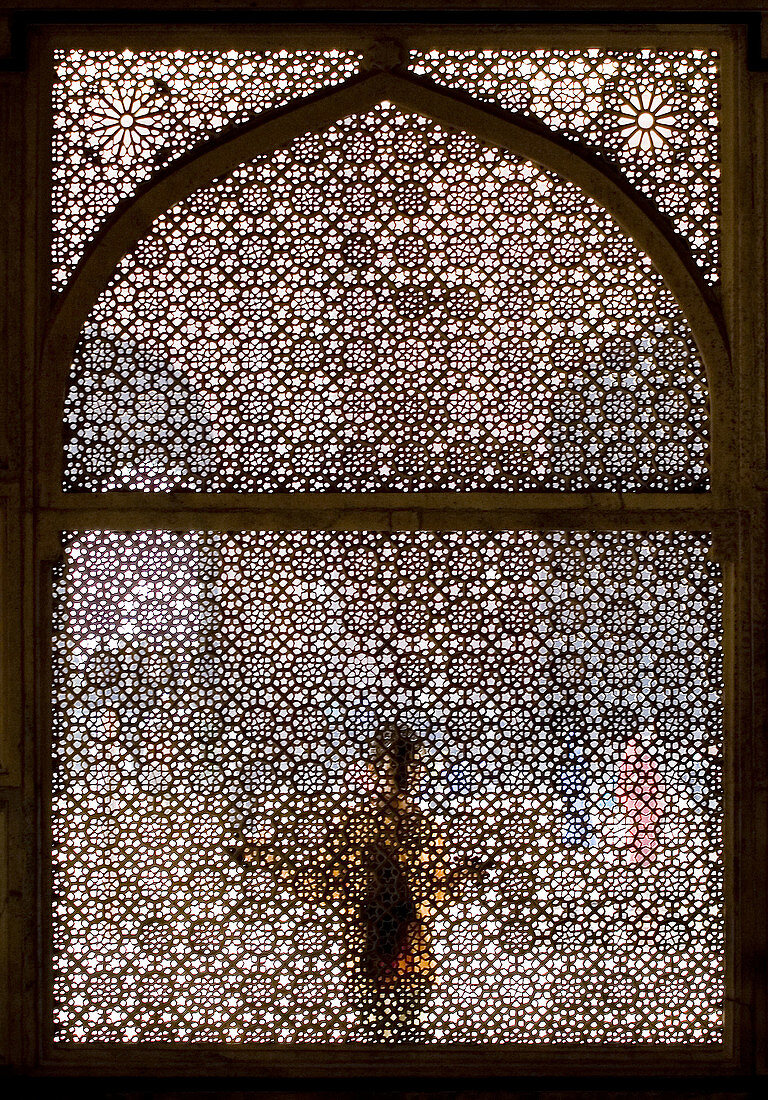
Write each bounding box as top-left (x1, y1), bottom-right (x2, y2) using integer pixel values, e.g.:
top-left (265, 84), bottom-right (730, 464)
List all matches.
top-left (53, 530), bottom-right (723, 1044)
top-left (2, 8), bottom-right (764, 1082)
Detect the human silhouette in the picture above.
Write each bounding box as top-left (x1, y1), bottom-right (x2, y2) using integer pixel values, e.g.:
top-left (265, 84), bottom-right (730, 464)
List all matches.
top-left (616, 736), bottom-right (664, 864)
top-left (230, 724), bottom-right (491, 1039)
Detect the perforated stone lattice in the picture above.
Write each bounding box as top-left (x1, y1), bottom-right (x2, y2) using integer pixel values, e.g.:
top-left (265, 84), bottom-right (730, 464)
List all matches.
top-left (63, 106), bottom-right (710, 494)
top-left (51, 48), bottom-right (720, 288)
top-left (411, 50), bottom-right (720, 280)
top-left (52, 530), bottom-right (723, 1044)
top-left (51, 49), bottom-right (362, 288)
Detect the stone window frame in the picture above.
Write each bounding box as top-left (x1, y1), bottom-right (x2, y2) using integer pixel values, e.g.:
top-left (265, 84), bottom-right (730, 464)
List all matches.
top-left (0, 6), bottom-right (765, 1082)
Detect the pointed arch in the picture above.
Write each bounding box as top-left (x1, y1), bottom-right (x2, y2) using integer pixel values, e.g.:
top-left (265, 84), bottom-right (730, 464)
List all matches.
top-left (41, 69), bottom-right (732, 495)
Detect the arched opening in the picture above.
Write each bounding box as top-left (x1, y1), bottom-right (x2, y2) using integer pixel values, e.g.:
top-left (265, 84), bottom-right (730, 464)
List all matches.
top-left (56, 90), bottom-right (721, 496)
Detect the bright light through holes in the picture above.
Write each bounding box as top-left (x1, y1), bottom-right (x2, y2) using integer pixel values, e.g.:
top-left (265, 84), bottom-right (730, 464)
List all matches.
top-left (51, 48), bottom-right (363, 287)
top-left (410, 49), bottom-right (720, 278)
top-left (52, 48), bottom-right (720, 287)
top-left (52, 530), bottom-right (724, 1043)
top-left (63, 106), bottom-right (709, 495)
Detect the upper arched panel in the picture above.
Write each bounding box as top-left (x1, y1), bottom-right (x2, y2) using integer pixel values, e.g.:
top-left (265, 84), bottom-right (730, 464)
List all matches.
top-left (62, 103), bottom-right (711, 493)
top-left (51, 46), bottom-right (720, 288)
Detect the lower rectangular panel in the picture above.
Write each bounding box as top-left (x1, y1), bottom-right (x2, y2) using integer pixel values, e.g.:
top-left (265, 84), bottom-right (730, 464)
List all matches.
top-left (50, 530), bottom-right (723, 1047)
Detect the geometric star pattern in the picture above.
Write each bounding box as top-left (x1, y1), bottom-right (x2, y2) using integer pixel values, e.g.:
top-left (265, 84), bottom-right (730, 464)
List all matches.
top-left (52, 49), bottom-right (719, 288)
top-left (63, 107), bottom-right (710, 494)
top-left (51, 48), bottom-right (362, 288)
top-left (411, 49), bottom-right (720, 280)
top-left (52, 530), bottom-right (723, 1043)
